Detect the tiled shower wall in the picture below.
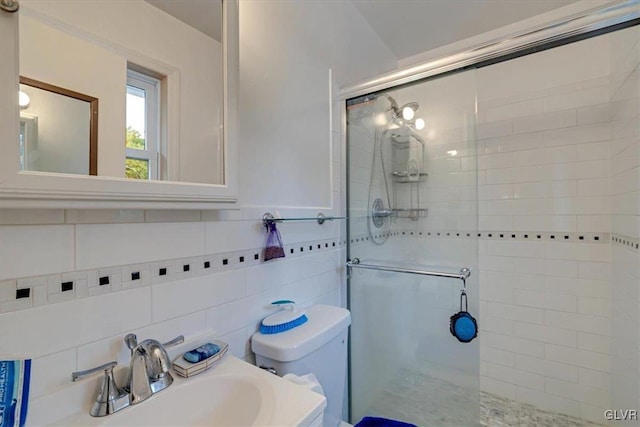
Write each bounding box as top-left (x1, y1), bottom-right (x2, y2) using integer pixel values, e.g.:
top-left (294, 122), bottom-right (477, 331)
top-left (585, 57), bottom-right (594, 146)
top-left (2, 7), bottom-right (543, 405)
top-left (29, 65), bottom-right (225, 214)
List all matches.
top-left (475, 29), bottom-right (639, 424)
top-left (476, 40), bottom-right (611, 423)
top-left (346, 29), bottom-right (630, 424)
top-left (609, 26), bottom-right (640, 423)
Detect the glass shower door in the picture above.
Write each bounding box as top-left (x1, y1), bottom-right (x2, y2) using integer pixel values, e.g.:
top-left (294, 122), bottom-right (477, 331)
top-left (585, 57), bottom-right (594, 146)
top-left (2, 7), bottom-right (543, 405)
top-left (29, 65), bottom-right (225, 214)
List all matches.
top-left (347, 68), bottom-right (480, 426)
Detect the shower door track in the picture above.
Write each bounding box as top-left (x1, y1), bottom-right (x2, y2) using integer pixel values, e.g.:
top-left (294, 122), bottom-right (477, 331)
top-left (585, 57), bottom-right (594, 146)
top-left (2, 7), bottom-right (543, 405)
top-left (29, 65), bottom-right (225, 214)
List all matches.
top-left (340, 0), bottom-right (640, 99)
top-left (346, 258), bottom-right (470, 281)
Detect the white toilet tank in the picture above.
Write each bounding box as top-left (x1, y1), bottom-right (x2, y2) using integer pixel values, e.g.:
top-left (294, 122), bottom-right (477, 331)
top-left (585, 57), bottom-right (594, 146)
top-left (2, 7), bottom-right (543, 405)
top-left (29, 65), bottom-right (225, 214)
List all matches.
top-left (251, 304), bottom-right (351, 427)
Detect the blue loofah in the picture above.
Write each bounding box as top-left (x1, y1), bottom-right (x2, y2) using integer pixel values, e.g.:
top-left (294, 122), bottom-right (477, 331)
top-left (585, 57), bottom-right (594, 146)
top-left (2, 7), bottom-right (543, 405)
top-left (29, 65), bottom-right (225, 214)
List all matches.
top-left (259, 313), bottom-right (308, 334)
top-left (450, 311), bottom-right (478, 343)
top-left (454, 314), bottom-right (477, 341)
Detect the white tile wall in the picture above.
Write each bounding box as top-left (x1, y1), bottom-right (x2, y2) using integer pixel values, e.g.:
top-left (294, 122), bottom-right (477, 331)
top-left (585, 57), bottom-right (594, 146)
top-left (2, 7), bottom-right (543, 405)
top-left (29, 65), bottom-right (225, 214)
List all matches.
top-left (0, 214), bottom-right (345, 425)
top-left (0, 226), bottom-right (75, 280)
top-left (474, 30), bottom-right (633, 425)
top-left (609, 25), bottom-right (640, 424)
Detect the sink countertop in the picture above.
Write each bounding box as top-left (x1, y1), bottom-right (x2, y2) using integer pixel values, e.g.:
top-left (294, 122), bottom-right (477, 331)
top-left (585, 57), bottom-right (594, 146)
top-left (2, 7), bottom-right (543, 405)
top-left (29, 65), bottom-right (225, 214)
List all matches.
top-left (54, 355), bottom-right (326, 426)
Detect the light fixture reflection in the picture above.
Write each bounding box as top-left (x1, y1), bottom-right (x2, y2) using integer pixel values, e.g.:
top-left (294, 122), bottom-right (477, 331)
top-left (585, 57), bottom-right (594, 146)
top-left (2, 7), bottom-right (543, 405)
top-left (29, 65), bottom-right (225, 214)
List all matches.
top-left (447, 150), bottom-right (458, 156)
top-left (414, 118), bottom-right (425, 130)
top-left (19, 90), bottom-right (30, 109)
top-left (402, 106), bottom-right (415, 121)
top-left (374, 113), bottom-right (387, 126)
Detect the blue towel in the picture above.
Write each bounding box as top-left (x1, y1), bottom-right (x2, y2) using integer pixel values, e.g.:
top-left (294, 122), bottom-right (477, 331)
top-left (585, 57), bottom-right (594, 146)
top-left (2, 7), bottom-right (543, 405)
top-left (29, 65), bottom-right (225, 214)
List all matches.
top-left (354, 416), bottom-right (417, 427)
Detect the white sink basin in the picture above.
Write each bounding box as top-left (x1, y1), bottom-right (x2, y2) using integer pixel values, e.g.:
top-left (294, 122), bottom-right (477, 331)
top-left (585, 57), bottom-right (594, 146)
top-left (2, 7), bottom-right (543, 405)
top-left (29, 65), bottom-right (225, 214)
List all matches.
top-left (57, 356), bottom-right (326, 426)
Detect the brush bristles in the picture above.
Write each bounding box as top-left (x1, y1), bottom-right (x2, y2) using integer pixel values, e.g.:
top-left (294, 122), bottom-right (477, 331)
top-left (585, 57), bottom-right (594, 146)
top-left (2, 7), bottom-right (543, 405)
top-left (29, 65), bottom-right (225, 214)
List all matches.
top-left (259, 314), bottom-right (308, 334)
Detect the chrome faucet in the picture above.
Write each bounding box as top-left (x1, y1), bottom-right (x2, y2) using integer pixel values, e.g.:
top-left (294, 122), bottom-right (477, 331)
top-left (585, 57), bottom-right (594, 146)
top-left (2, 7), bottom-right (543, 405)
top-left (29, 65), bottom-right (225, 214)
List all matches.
top-left (71, 333), bottom-right (184, 417)
top-left (123, 333), bottom-right (184, 404)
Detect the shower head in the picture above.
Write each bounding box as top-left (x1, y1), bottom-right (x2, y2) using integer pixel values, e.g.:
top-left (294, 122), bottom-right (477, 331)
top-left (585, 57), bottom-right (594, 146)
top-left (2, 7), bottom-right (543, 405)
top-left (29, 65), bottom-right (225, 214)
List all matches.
top-left (374, 93), bottom-right (399, 114)
top-left (374, 93), bottom-right (419, 118)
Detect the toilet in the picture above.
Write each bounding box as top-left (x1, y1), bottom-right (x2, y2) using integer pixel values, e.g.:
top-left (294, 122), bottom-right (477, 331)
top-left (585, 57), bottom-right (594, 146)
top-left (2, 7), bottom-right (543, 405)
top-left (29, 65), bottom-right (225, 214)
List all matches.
top-left (251, 304), bottom-right (351, 427)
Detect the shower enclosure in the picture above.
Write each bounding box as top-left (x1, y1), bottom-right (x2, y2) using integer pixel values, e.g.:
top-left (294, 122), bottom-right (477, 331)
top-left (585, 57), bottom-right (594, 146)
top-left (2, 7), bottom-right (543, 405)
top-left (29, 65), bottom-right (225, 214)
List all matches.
top-left (346, 3), bottom-right (640, 426)
top-left (347, 66), bottom-right (480, 427)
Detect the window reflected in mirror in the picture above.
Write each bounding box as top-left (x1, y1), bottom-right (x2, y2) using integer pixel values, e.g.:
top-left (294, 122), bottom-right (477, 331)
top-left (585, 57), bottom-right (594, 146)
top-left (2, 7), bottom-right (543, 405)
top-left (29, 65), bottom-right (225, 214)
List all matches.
top-left (126, 69), bottom-right (160, 180)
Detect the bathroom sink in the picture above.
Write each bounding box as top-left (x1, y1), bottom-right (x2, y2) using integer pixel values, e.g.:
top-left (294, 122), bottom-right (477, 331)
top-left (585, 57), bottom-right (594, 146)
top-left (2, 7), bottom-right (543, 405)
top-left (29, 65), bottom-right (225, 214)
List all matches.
top-left (57, 355), bottom-right (326, 426)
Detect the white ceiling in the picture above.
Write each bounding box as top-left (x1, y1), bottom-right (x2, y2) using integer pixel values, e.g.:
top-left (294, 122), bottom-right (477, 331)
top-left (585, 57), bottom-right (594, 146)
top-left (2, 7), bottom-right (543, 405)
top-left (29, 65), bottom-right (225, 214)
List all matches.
top-left (145, 0), bottom-right (222, 42)
top-left (351, 0), bottom-right (580, 60)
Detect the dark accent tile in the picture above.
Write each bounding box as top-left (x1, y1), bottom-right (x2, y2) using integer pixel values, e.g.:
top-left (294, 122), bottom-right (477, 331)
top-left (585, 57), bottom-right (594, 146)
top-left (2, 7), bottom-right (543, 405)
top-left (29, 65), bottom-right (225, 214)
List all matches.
top-left (99, 276), bottom-right (110, 286)
top-left (159, 268), bottom-right (167, 276)
top-left (594, 236), bottom-right (600, 241)
top-left (61, 281), bottom-right (73, 292)
top-left (222, 259), bottom-right (228, 266)
top-left (16, 288), bottom-right (30, 299)
top-left (131, 272), bottom-right (140, 281)
top-left (239, 256), bottom-right (245, 263)
top-left (204, 261), bottom-right (211, 269)
top-left (183, 264), bottom-right (190, 272)
top-left (254, 254), bottom-right (259, 260)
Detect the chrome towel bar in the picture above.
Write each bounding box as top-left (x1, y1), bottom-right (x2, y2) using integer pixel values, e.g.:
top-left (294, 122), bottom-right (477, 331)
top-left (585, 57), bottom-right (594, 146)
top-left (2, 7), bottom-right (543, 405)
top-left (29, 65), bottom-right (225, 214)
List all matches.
top-left (262, 212), bottom-right (347, 226)
top-left (346, 258), bottom-right (470, 281)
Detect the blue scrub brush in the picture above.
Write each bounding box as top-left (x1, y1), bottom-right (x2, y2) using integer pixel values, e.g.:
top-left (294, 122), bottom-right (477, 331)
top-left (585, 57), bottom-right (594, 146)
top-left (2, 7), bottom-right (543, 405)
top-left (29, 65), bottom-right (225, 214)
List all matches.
top-left (259, 300), bottom-right (308, 334)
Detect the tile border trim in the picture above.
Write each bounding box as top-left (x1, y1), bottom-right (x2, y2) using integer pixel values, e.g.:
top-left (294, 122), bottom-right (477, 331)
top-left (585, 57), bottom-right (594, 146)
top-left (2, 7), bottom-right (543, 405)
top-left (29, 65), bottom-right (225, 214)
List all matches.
top-left (0, 237), bottom-right (347, 314)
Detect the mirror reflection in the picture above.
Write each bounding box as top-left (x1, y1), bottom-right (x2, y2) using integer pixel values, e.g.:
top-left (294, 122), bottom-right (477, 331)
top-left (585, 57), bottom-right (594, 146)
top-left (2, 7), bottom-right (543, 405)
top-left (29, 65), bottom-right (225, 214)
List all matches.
top-left (19, 0), bottom-right (224, 184)
top-left (19, 77), bottom-right (98, 176)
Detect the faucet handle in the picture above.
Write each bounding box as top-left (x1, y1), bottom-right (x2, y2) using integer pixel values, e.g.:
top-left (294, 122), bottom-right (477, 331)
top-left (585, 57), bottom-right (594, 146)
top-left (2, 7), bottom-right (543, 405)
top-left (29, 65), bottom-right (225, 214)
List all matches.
top-left (162, 335), bottom-right (185, 348)
top-left (71, 361), bottom-right (129, 417)
top-left (72, 360), bottom-right (118, 382)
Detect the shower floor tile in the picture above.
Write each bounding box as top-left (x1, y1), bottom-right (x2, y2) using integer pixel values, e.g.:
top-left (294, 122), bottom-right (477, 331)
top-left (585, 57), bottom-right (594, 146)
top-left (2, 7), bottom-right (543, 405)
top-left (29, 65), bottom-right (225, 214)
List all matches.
top-left (360, 368), bottom-right (604, 427)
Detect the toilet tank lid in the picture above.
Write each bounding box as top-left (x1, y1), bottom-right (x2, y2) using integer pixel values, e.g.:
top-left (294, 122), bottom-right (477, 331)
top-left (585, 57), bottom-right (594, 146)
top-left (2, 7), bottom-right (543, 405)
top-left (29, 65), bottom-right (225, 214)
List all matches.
top-left (251, 304), bottom-right (351, 362)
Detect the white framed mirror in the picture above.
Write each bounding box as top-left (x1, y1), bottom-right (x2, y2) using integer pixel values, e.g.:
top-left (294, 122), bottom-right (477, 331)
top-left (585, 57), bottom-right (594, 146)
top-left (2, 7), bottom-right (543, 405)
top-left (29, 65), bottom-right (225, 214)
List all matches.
top-left (0, 0), bottom-right (239, 208)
